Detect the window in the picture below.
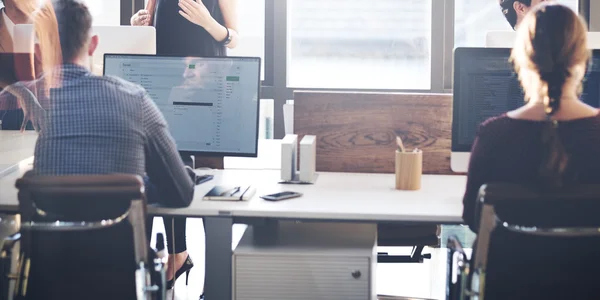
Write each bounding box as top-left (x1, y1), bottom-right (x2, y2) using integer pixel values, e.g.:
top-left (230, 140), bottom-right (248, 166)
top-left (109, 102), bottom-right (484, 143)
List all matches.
top-left (455, 0), bottom-right (579, 48)
top-left (227, 0), bottom-right (266, 80)
top-left (81, 0), bottom-right (121, 26)
top-left (288, 0), bottom-right (432, 90)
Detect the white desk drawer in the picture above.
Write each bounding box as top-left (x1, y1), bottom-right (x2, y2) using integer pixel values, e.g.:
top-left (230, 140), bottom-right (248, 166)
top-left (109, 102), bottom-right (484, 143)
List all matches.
top-left (234, 255), bottom-right (372, 300)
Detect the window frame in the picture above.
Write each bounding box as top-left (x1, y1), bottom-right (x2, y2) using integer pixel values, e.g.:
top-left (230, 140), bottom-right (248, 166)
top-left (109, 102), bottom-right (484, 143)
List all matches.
top-left (122, 0), bottom-right (592, 138)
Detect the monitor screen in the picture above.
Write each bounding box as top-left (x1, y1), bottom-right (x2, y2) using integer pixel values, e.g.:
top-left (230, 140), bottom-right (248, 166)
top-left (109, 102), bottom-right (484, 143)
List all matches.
top-left (452, 47), bottom-right (600, 152)
top-left (103, 54), bottom-right (261, 157)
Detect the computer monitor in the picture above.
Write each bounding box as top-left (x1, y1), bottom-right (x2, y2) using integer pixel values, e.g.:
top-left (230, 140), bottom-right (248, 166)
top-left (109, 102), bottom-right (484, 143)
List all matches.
top-left (103, 54), bottom-right (261, 157)
top-left (13, 25), bottom-right (156, 75)
top-left (486, 31), bottom-right (600, 49)
top-left (91, 26), bottom-right (156, 75)
top-left (451, 47), bottom-right (600, 173)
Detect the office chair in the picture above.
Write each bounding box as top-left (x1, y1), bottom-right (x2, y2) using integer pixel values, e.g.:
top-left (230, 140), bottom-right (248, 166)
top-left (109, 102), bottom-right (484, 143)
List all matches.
top-left (0, 172), bottom-right (166, 300)
top-left (446, 183), bottom-right (600, 300)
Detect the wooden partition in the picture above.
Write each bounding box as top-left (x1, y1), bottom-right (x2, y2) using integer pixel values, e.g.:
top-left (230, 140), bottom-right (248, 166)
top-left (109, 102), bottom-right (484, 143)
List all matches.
top-left (294, 91), bottom-right (454, 175)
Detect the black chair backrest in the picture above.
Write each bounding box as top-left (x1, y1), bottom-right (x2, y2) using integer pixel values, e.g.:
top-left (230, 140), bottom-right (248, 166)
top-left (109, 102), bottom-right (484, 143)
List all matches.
top-left (477, 183), bottom-right (600, 228)
top-left (16, 171), bottom-right (145, 222)
top-left (474, 183), bottom-right (600, 300)
top-left (13, 171), bottom-right (147, 300)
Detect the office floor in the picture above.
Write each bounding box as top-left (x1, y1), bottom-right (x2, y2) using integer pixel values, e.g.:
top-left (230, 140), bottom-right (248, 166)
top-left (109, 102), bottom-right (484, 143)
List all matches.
top-left (149, 219), bottom-right (475, 300)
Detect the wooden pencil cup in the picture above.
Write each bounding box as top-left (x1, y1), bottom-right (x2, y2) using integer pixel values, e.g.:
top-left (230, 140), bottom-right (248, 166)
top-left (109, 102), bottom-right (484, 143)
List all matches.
top-left (395, 150), bottom-right (422, 190)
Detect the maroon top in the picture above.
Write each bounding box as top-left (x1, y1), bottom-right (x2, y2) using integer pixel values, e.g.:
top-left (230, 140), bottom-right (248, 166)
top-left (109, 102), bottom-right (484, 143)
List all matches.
top-left (462, 112), bottom-right (600, 231)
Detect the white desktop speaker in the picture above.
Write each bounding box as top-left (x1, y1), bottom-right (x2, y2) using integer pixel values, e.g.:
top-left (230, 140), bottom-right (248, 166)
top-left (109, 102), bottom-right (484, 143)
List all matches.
top-left (281, 134), bottom-right (298, 182)
top-left (299, 135), bottom-right (317, 183)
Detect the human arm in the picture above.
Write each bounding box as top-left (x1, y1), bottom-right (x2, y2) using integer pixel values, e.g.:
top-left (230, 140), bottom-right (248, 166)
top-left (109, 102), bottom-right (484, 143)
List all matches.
top-left (131, 0), bottom-right (156, 26)
top-left (1, 81), bottom-right (45, 132)
top-left (462, 126), bottom-right (493, 233)
top-left (131, 9), bottom-right (151, 26)
top-left (142, 93), bottom-right (194, 208)
top-left (178, 0), bottom-right (239, 49)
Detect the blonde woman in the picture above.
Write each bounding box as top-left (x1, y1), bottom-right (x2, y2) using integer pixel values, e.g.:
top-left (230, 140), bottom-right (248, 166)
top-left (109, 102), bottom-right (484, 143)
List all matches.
top-left (463, 3), bottom-right (600, 298)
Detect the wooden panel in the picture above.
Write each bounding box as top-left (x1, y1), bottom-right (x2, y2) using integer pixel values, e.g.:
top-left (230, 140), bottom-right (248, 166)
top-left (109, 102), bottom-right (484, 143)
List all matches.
top-left (294, 91), bottom-right (453, 175)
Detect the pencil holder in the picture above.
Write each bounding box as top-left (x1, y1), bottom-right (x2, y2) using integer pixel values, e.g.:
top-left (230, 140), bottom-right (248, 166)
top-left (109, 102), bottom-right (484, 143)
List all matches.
top-left (395, 150), bottom-right (422, 190)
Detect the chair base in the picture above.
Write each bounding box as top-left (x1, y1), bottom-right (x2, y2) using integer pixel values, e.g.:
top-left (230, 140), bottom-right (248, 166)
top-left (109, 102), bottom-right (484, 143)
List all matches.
top-left (377, 245), bottom-right (431, 263)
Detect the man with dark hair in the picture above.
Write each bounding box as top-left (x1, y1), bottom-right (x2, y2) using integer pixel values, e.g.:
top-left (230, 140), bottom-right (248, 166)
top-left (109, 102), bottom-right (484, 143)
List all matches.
top-left (14, 1), bottom-right (195, 298)
top-left (31, 0), bottom-right (193, 205)
top-left (499, 0), bottom-right (548, 29)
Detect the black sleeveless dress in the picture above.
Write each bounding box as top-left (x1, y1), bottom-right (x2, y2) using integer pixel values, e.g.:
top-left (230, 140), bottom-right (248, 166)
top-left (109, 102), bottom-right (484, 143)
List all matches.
top-left (153, 0), bottom-right (226, 57)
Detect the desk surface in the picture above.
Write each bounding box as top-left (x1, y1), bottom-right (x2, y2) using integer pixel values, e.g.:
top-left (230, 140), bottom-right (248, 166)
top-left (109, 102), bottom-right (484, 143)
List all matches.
top-left (153, 169), bottom-right (465, 223)
top-left (0, 131), bottom-right (281, 169)
top-left (1, 166), bottom-right (465, 223)
top-left (0, 131), bottom-right (37, 165)
top-left (0, 131), bottom-right (465, 223)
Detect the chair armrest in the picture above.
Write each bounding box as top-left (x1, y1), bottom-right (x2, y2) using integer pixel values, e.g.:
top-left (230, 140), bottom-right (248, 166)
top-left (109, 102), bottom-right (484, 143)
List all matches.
top-left (447, 235), bottom-right (468, 300)
top-left (1, 233), bottom-right (20, 255)
top-left (1, 233), bottom-right (21, 300)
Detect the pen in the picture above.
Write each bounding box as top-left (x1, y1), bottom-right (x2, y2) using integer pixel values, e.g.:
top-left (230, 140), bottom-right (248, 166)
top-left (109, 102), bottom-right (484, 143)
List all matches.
top-left (220, 186), bottom-right (240, 196)
top-left (396, 136), bottom-right (405, 153)
top-left (229, 186), bottom-right (241, 197)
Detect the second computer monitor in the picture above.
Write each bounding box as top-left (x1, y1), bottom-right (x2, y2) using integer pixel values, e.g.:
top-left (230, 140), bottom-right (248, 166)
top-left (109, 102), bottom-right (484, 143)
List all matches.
top-left (451, 47), bottom-right (600, 172)
top-left (103, 54), bottom-right (261, 157)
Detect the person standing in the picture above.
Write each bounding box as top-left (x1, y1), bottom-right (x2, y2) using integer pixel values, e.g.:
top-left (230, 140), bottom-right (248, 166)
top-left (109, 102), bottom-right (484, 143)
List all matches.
top-left (0, 0), bottom-right (38, 130)
top-left (498, 0), bottom-right (548, 30)
top-left (130, 0), bottom-right (239, 292)
top-left (132, 0), bottom-right (238, 56)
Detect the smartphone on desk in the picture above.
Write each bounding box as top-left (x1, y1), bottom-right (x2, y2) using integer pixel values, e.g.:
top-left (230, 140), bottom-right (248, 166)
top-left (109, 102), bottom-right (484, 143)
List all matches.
top-left (261, 191), bottom-right (302, 201)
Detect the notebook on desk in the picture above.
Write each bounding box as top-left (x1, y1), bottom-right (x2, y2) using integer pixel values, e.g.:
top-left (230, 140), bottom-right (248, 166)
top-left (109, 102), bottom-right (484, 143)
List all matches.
top-left (203, 185), bottom-right (256, 201)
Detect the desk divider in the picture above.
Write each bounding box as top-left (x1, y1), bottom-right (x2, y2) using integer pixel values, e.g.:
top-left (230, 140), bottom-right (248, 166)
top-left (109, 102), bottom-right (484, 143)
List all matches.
top-left (294, 91), bottom-right (454, 175)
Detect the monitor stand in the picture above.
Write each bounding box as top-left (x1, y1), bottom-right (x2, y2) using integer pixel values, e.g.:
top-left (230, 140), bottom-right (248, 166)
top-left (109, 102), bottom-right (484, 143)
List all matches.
top-left (181, 155), bottom-right (224, 170)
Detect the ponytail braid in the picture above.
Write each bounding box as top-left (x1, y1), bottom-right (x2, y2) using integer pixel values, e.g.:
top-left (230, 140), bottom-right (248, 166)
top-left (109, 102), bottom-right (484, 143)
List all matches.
top-left (538, 66), bottom-right (572, 188)
top-left (511, 3), bottom-right (588, 189)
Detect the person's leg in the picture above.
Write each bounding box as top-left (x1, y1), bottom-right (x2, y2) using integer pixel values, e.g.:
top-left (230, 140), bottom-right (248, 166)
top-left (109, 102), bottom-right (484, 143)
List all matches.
top-left (143, 176), bottom-right (157, 247)
top-left (163, 216), bottom-right (187, 254)
top-left (144, 175), bottom-right (191, 283)
top-left (163, 216), bottom-right (192, 285)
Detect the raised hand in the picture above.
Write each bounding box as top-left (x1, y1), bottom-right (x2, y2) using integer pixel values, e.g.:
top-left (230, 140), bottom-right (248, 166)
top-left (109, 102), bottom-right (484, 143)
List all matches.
top-left (131, 9), bottom-right (151, 26)
top-left (178, 0), bottom-right (215, 29)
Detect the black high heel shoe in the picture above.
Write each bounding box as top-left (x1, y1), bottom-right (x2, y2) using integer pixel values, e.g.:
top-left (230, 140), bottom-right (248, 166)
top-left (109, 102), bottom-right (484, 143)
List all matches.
top-left (166, 255), bottom-right (194, 289)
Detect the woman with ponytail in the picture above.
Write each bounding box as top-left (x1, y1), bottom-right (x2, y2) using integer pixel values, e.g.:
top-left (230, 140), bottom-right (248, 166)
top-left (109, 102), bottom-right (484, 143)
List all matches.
top-left (462, 3), bottom-right (600, 231)
top-left (461, 4), bottom-right (600, 297)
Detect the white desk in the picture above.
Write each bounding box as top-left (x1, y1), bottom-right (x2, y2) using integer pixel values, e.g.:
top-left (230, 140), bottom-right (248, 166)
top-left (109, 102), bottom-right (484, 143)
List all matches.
top-left (0, 131), bottom-right (37, 165)
top-left (0, 130), bottom-right (281, 170)
top-left (0, 130), bottom-right (466, 300)
top-left (152, 169), bottom-right (464, 223)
